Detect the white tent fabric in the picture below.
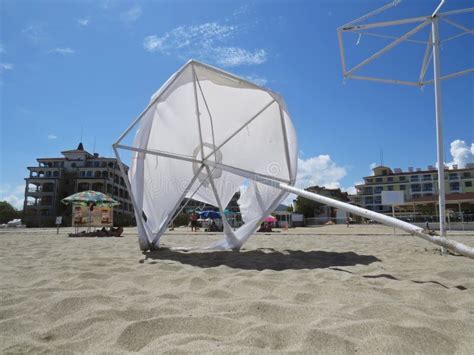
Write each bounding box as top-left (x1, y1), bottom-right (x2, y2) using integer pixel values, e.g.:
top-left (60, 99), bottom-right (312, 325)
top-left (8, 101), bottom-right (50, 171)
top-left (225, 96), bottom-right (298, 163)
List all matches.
top-left (119, 60), bottom-right (298, 251)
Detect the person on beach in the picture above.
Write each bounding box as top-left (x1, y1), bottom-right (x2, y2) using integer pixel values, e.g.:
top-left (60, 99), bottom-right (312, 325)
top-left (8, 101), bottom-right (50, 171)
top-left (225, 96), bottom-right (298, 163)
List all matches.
top-left (190, 212), bottom-right (198, 232)
top-left (346, 216), bottom-right (351, 228)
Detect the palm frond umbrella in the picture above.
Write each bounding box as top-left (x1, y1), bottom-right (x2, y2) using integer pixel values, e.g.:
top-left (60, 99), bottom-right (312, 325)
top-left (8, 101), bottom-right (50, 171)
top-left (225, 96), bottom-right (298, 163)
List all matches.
top-left (62, 190), bottom-right (119, 232)
top-left (62, 190), bottom-right (120, 207)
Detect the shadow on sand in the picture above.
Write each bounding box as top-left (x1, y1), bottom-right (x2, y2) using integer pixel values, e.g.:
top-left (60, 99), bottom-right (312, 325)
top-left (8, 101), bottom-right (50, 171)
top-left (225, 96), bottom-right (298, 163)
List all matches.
top-left (142, 248), bottom-right (381, 271)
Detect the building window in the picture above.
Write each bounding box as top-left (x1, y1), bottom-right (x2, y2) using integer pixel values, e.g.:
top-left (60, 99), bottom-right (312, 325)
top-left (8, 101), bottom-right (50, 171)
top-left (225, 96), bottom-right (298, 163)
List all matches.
top-left (86, 171), bottom-right (92, 177)
top-left (53, 171), bottom-right (59, 177)
top-left (375, 178), bottom-right (383, 183)
top-left (465, 181), bottom-right (472, 187)
top-left (363, 187), bottom-right (373, 194)
top-left (410, 175), bottom-right (419, 182)
top-left (450, 182), bottom-right (460, 191)
top-left (412, 194), bottom-right (421, 199)
top-left (422, 174), bottom-right (431, 181)
top-left (387, 177), bottom-right (393, 182)
top-left (374, 196), bottom-right (381, 204)
top-left (422, 183), bottom-right (433, 191)
top-left (449, 173), bottom-right (458, 180)
top-left (366, 178), bottom-right (373, 183)
top-left (364, 197), bottom-right (373, 204)
top-left (462, 172), bottom-right (471, 178)
top-left (399, 176), bottom-right (406, 181)
top-left (71, 163), bottom-right (76, 168)
top-left (411, 184), bottom-right (421, 192)
top-left (399, 185), bottom-right (406, 190)
top-left (80, 171), bottom-right (85, 177)
top-left (387, 185), bottom-right (394, 191)
top-left (94, 161), bottom-right (99, 167)
top-left (374, 186), bottom-right (383, 194)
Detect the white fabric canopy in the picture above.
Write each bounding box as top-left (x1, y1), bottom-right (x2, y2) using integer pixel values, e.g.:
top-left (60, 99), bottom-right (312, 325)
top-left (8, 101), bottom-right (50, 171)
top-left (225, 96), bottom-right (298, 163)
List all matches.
top-left (116, 60), bottom-right (298, 250)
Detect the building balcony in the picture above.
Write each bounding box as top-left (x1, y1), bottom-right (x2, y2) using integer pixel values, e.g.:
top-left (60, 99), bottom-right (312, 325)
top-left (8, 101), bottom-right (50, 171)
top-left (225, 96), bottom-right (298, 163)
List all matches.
top-left (25, 203), bottom-right (54, 209)
top-left (28, 166), bottom-right (62, 171)
top-left (26, 190), bottom-right (55, 197)
top-left (26, 177), bottom-right (58, 183)
top-left (75, 177), bottom-right (108, 181)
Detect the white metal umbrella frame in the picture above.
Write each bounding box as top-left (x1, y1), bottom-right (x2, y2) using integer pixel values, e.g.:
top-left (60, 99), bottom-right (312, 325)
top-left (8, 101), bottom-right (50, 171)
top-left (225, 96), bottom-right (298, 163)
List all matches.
top-left (113, 60), bottom-right (474, 259)
top-left (336, 0), bottom-right (474, 252)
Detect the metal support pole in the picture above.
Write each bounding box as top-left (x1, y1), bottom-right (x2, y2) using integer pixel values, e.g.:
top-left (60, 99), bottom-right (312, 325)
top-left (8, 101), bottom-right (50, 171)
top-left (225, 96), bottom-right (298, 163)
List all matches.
top-left (432, 17), bottom-right (447, 248)
top-left (392, 204), bottom-right (396, 235)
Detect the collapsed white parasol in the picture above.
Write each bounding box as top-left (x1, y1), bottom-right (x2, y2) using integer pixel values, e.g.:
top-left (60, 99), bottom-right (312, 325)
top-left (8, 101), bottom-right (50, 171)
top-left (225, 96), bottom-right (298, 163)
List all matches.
top-left (114, 60), bottom-right (297, 251)
top-left (114, 60), bottom-right (474, 259)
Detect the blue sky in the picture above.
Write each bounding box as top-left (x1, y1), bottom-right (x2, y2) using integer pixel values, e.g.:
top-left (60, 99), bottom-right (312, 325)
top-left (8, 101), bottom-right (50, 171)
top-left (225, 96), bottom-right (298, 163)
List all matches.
top-left (1, 0), bottom-right (473, 208)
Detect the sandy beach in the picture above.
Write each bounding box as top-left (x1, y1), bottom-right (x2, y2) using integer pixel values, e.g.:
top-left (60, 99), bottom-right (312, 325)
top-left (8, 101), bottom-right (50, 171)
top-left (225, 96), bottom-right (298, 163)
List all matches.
top-left (1, 225), bottom-right (473, 354)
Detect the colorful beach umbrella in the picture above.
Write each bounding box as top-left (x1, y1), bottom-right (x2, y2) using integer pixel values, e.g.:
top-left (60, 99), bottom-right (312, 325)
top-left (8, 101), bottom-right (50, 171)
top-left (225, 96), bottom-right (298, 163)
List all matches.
top-left (61, 190), bottom-right (120, 207)
top-left (263, 216), bottom-right (277, 223)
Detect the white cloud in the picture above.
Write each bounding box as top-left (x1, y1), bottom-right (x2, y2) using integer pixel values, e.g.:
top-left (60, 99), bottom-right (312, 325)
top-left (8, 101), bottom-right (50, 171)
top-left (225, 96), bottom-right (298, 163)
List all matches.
top-left (0, 184), bottom-right (25, 210)
top-left (212, 47), bottom-right (267, 67)
top-left (22, 24), bottom-right (47, 42)
top-left (369, 162), bottom-right (377, 175)
top-left (282, 154), bottom-right (347, 205)
top-left (143, 22), bottom-right (267, 67)
top-left (296, 155), bottom-right (347, 190)
top-left (120, 5), bottom-right (142, 23)
top-left (77, 18), bottom-right (90, 27)
top-left (143, 35), bottom-right (164, 52)
top-left (99, 0), bottom-right (117, 10)
top-left (344, 180), bottom-right (364, 195)
top-left (446, 139), bottom-right (474, 168)
top-left (0, 44), bottom-right (5, 53)
top-left (48, 134), bottom-right (57, 139)
top-left (233, 4), bottom-right (250, 17)
top-left (0, 63), bottom-right (14, 71)
top-left (49, 47), bottom-right (75, 55)
top-left (243, 74), bottom-right (268, 86)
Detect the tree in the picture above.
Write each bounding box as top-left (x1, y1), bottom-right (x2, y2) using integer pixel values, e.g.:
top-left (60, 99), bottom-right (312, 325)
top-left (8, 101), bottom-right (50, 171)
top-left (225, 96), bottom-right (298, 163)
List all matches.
top-left (294, 186), bottom-right (350, 218)
top-left (0, 201), bottom-right (20, 224)
top-left (294, 196), bottom-right (323, 218)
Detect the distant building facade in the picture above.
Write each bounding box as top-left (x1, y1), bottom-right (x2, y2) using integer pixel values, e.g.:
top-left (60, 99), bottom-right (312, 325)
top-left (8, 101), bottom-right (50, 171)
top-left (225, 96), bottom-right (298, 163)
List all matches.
top-left (350, 164), bottom-right (474, 215)
top-left (23, 143), bottom-right (134, 227)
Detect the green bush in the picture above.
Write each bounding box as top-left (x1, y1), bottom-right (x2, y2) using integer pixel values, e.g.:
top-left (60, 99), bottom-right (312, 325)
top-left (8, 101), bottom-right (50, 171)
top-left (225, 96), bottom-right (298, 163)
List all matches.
top-left (0, 201), bottom-right (20, 224)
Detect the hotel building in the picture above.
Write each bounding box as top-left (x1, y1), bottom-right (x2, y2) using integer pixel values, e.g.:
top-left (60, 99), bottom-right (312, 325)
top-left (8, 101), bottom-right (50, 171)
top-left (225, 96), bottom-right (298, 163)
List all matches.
top-left (23, 143), bottom-right (134, 227)
top-left (351, 164), bottom-right (474, 216)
